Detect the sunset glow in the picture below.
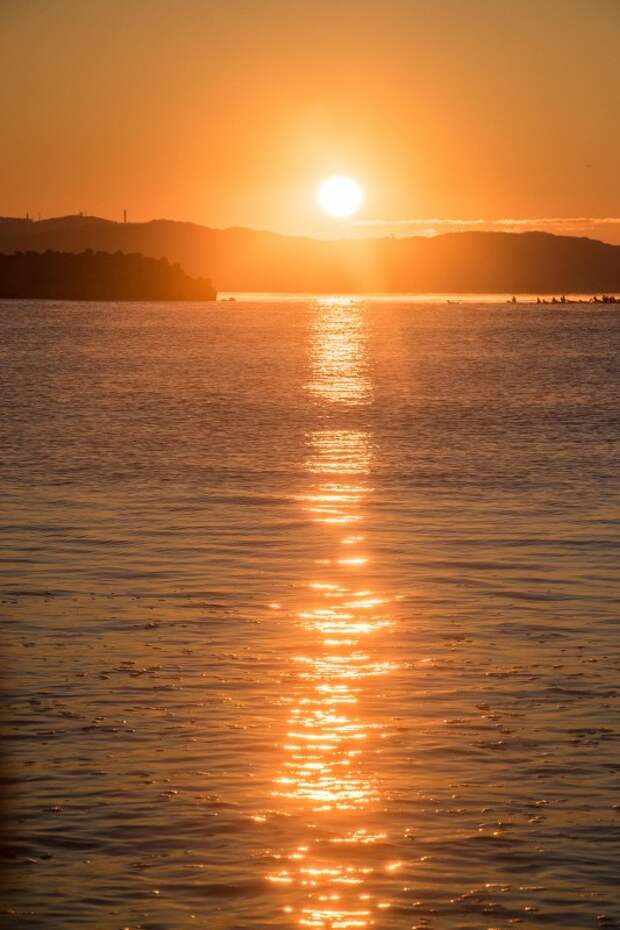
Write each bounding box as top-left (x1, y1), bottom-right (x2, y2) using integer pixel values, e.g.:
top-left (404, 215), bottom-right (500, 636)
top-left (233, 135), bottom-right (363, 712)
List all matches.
top-left (5, 4), bottom-right (619, 930)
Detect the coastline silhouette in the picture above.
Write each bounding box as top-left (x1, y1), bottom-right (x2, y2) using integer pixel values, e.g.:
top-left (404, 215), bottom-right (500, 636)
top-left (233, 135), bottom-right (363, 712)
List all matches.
top-left (2, 215), bottom-right (620, 294)
top-left (0, 249), bottom-right (216, 301)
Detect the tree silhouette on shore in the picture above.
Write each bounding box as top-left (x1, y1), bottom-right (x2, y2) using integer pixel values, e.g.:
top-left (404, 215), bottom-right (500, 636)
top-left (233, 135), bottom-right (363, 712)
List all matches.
top-left (0, 250), bottom-right (217, 300)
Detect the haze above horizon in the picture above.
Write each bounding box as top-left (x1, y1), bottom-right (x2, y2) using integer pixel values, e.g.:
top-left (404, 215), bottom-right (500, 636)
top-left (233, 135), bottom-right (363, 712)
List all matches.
top-left (1, 0), bottom-right (620, 242)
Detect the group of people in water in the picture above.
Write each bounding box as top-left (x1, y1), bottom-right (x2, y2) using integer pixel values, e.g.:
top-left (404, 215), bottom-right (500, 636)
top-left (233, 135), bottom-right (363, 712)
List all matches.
top-left (508, 294), bottom-right (619, 305)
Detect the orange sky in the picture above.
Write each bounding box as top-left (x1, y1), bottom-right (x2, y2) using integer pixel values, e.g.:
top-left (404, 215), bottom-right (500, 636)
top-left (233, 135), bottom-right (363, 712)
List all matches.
top-left (2, 0), bottom-right (620, 241)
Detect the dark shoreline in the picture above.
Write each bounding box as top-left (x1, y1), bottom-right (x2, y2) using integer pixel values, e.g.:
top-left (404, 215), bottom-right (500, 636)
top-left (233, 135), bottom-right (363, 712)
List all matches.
top-left (0, 250), bottom-right (217, 301)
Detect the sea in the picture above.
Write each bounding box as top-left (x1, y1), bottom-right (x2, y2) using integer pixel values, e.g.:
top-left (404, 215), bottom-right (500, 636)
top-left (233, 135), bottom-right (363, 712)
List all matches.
top-left (1, 296), bottom-right (619, 930)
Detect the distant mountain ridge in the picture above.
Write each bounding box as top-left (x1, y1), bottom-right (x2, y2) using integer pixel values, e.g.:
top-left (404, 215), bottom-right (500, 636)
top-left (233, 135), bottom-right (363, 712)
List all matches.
top-left (2, 214), bottom-right (620, 293)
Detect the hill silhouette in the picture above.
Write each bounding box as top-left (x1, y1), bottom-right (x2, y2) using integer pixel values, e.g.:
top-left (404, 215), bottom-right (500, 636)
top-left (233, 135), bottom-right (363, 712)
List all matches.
top-left (2, 215), bottom-right (620, 293)
top-left (0, 249), bottom-right (216, 300)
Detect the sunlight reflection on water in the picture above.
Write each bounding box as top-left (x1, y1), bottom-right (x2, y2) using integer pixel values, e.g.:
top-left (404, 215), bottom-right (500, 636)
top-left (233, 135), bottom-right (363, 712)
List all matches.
top-left (269, 298), bottom-right (397, 929)
top-left (304, 298), bottom-right (374, 408)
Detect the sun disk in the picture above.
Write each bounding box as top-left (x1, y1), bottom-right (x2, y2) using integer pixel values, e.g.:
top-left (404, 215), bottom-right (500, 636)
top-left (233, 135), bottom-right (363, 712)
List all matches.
top-left (318, 175), bottom-right (364, 218)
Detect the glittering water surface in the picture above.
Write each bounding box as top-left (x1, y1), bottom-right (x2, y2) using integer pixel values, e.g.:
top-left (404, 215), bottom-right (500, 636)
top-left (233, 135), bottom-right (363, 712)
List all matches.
top-left (1, 298), bottom-right (619, 930)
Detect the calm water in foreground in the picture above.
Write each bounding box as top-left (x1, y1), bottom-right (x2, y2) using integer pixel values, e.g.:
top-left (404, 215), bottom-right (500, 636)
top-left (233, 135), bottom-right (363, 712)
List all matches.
top-left (1, 298), bottom-right (619, 930)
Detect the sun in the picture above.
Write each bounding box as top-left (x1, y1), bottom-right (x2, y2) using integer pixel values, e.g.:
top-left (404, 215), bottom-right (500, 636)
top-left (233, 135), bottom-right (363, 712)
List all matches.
top-left (318, 175), bottom-right (364, 218)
